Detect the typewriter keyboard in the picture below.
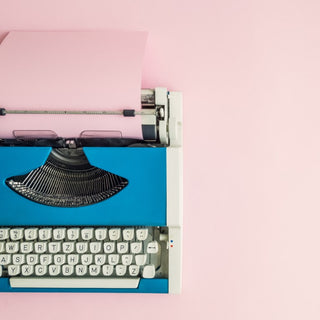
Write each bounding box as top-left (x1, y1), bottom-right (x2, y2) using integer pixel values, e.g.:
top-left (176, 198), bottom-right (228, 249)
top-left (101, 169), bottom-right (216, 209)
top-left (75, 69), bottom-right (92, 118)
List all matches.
top-left (0, 226), bottom-right (168, 288)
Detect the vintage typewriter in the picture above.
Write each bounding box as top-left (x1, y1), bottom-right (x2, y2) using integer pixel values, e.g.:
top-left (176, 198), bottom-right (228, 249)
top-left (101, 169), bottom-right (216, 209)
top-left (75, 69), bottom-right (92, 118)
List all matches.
top-left (0, 87), bottom-right (183, 293)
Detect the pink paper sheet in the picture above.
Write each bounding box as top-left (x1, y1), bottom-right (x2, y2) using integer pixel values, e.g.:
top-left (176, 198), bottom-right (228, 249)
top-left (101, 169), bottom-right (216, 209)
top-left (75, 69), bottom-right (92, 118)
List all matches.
top-left (0, 31), bottom-right (147, 139)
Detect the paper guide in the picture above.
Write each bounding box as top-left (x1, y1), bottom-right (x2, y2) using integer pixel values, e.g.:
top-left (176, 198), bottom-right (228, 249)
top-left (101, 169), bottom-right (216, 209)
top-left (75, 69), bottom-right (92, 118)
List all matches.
top-left (0, 31), bottom-right (147, 139)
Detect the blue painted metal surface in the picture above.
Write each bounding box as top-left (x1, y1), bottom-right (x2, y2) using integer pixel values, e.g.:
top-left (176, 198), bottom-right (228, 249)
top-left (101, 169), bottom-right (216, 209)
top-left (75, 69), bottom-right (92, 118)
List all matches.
top-left (0, 147), bottom-right (167, 226)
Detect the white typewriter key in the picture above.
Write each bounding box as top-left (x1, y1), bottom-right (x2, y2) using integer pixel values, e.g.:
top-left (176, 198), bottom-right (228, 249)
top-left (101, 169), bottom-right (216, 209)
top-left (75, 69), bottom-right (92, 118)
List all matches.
top-left (6, 242), bottom-right (19, 253)
top-left (75, 265), bottom-right (87, 276)
top-left (35, 265), bottom-right (47, 276)
top-left (95, 254), bottom-right (106, 265)
top-left (26, 254), bottom-right (38, 265)
top-left (62, 242), bottom-right (75, 253)
top-left (35, 242), bottom-right (47, 254)
top-left (123, 228), bottom-right (134, 241)
top-left (0, 254), bottom-right (11, 265)
top-left (90, 242), bottom-right (102, 253)
top-left (20, 242), bottom-right (33, 254)
top-left (108, 254), bottom-right (119, 265)
top-left (115, 265), bottom-right (127, 276)
top-left (159, 233), bottom-right (168, 242)
top-left (129, 265), bottom-right (140, 276)
top-left (8, 265), bottom-right (20, 276)
top-left (21, 265), bottom-right (34, 276)
top-left (53, 228), bottom-right (66, 241)
top-left (0, 242), bottom-right (5, 253)
top-left (62, 265), bottom-right (74, 276)
top-left (12, 254), bottom-right (25, 265)
top-left (40, 254), bottom-right (52, 266)
top-left (102, 265), bottom-right (114, 276)
top-left (117, 242), bottom-right (128, 254)
top-left (0, 267), bottom-right (2, 277)
top-left (24, 228), bottom-right (38, 240)
top-left (49, 265), bottom-right (61, 276)
top-left (122, 254), bottom-right (133, 266)
top-left (95, 228), bottom-right (107, 241)
top-left (48, 242), bottom-right (61, 254)
top-left (130, 242), bottom-right (142, 254)
top-left (135, 254), bottom-right (147, 266)
top-left (10, 228), bottom-right (24, 240)
top-left (81, 254), bottom-right (93, 265)
top-left (76, 242), bottom-right (88, 254)
top-left (89, 265), bottom-right (101, 276)
top-left (136, 228), bottom-right (148, 241)
top-left (38, 228), bottom-right (52, 241)
top-left (54, 254), bottom-right (66, 265)
top-left (142, 265), bottom-right (156, 279)
top-left (0, 228), bottom-right (9, 240)
top-left (147, 241), bottom-right (159, 254)
top-left (109, 228), bottom-right (121, 241)
top-left (67, 228), bottom-right (80, 241)
top-left (104, 242), bottom-right (115, 253)
top-left (81, 228), bottom-right (94, 241)
top-left (67, 254), bottom-right (79, 265)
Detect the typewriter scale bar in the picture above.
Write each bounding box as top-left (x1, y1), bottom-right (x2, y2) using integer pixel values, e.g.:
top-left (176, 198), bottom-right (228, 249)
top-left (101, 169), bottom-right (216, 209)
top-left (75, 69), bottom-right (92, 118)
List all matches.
top-left (0, 89), bottom-right (160, 117)
top-left (0, 109), bottom-right (156, 116)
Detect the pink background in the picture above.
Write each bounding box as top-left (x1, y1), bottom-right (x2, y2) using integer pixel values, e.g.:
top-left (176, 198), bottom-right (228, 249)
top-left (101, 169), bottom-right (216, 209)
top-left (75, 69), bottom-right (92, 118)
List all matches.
top-left (1, 0), bottom-right (320, 319)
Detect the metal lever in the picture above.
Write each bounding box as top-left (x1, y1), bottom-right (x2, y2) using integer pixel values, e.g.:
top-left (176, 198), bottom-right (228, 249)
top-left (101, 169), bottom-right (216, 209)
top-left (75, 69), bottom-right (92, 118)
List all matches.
top-left (0, 108), bottom-right (156, 117)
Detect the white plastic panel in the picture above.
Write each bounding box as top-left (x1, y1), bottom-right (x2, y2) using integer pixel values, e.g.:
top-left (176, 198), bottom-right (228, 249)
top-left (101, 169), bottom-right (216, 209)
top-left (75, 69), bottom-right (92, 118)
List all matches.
top-left (166, 89), bottom-right (183, 293)
top-left (168, 92), bottom-right (183, 147)
top-left (168, 226), bottom-right (182, 294)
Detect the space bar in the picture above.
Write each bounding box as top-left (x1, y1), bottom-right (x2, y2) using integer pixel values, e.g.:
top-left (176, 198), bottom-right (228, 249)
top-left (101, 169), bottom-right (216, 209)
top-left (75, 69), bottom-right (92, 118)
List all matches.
top-left (10, 277), bottom-right (140, 288)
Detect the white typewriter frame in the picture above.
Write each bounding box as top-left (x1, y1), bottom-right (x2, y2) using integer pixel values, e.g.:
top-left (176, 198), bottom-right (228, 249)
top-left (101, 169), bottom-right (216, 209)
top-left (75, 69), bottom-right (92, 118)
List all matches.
top-left (155, 88), bottom-right (183, 294)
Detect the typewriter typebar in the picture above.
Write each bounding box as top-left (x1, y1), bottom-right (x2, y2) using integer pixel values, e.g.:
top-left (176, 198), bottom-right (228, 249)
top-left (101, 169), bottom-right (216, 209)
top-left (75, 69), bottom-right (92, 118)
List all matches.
top-left (5, 148), bottom-right (129, 208)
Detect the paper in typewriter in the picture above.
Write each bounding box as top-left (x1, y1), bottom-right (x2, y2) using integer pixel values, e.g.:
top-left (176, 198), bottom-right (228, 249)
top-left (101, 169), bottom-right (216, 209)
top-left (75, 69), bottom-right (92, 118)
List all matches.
top-left (0, 31), bottom-right (147, 139)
